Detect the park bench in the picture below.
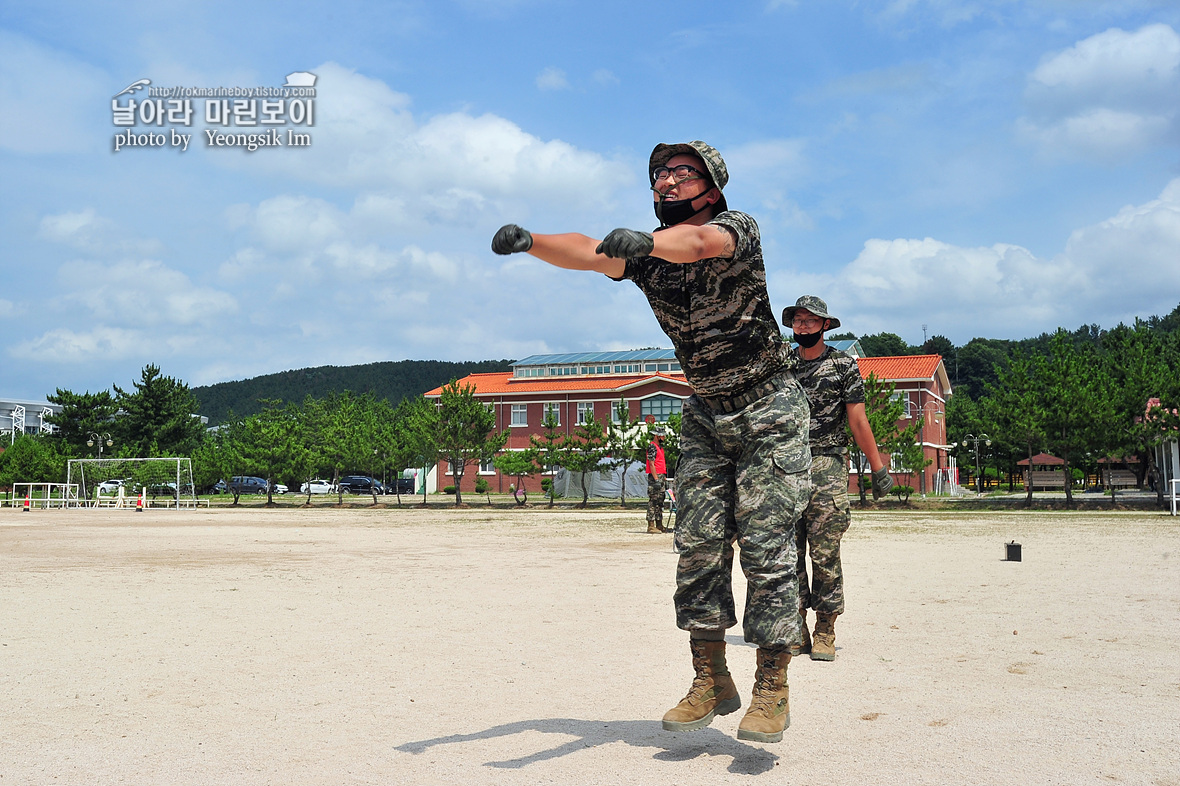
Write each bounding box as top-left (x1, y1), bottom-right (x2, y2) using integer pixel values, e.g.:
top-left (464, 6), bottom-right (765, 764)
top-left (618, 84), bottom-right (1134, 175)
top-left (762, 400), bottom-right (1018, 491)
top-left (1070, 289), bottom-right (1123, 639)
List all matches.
top-left (1026, 470), bottom-right (1066, 491)
top-left (1104, 469), bottom-right (1137, 489)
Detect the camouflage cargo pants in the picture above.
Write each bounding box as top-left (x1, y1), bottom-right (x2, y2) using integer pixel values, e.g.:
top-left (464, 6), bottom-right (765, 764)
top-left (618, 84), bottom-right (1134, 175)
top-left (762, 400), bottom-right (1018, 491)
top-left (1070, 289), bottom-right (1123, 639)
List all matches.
top-left (673, 374), bottom-right (812, 649)
top-left (796, 453), bottom-right (852, 615)
top-left (647, 472), bottom-right (666, 525)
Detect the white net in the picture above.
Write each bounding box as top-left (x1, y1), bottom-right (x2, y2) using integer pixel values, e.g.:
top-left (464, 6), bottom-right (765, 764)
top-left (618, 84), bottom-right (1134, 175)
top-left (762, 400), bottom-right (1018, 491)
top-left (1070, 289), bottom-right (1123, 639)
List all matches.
top-left (67, 458), bottom-right (196, 507)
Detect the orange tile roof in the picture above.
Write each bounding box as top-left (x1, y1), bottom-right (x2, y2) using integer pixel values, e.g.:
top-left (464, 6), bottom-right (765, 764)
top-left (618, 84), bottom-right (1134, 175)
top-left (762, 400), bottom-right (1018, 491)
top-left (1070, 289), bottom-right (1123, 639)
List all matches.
top-left (423, 371), bottom-right (690, 397)
top-left (856, 354), bottom-right (943, 382)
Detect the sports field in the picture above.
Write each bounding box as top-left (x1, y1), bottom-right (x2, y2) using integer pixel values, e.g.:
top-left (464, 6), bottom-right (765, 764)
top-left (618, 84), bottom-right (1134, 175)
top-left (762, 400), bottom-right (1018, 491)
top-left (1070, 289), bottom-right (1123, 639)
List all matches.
top-left (2, 505), bottom-right (1177, 785)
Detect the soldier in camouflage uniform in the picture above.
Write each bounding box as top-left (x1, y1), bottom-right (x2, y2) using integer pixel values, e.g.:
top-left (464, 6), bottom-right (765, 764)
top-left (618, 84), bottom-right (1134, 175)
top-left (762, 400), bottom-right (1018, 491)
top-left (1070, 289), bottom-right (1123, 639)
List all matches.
top-left (492, 140), bottom-right (810, 744)
top-left (783, 296), bottom-right (894, 662)
top-left (645, 426), bottom-right (670, 533)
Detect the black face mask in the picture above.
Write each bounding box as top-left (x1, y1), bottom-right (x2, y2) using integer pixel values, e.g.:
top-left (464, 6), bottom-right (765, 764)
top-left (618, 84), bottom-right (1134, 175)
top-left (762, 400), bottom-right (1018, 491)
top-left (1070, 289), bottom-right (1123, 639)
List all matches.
top-left (794, 330), bottom-right (823, 349)
top-left (653, 188), bottom-right (714, 227)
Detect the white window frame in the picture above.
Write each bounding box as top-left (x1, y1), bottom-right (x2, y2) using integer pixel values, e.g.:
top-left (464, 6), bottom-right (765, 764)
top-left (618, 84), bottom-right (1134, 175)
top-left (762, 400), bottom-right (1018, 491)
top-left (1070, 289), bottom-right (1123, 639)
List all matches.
top-left (577, 402), bottom-right (595, 425)
top-left (479, 457), bottom-right (495, 474)
top-left (543, 402), bottom-right (561, 426)
top-left (510, 404), bottom-right (528, 427)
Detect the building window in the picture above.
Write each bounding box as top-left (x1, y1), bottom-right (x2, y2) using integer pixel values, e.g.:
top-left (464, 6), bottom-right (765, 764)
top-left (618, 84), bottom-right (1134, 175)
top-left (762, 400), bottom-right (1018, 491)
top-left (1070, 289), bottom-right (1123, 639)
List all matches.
top-left (542, 402), bottom-right (561, 426)
top-left (511, 404), bottom-right (528, 427)
top-left (577, 402), bottom-right (595, 424)
top-left (641, 395), bottom-right (682, 422)
top-left (479, 458), bottom-right (495, 474)
top-left (611, 400), bottom-right (627, 424)
top-left (891, 391), bottom-right (912, 418)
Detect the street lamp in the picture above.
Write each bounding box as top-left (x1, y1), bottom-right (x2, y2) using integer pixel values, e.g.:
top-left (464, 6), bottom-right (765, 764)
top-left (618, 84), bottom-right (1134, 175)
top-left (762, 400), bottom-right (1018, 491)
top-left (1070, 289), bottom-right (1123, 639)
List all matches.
top-left (956, 433), bottom-right (991, 495)
top-left (87, 431), bottom-right (113, 458)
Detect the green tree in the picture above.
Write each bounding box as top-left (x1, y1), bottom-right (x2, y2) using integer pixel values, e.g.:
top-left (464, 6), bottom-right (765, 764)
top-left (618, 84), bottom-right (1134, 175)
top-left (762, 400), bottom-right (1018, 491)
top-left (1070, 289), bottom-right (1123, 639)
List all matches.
top-left (434, 380), bottom-right (507, 507)
top-left (1036, 331), bottom-right (1116, 506)
top-left (494, 448), bottom-right (539, 506)
top-left (988, 352), bottom-right (1046, 503)
top-left (530, 405), bottom-right (565, 508)
top-left (0, 434), bottom-right (66, 488)
top-left (239, 402), bottom-right (308, 506)
top-left (113, 365), bottom-right (206, 457)
top-left (317, 391), bottom-right (379, 505)
top-left (603, 398), bottom-right (644, 508)
top-left (859, 332), bottom-right (913, 358)
top-left (849, 374), bottom-right (907, 505)
top-left (398, 395), bottom-right (441, 506)
top-left (561, 413), bottom-right (610, 508)
top-left (45, 389), bottom-right (119, 455)
top-left (922, 334), bottom-right (956, 359)
top-left (954, 338), bottom-right (1012, 400)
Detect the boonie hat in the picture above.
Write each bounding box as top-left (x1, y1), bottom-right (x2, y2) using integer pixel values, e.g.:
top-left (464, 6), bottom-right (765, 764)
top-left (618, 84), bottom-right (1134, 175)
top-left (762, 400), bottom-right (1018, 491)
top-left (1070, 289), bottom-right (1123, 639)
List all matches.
top-left (649, 140), bottom-right (729, 214)
top-left (782, 295), bottom-right (841, 330)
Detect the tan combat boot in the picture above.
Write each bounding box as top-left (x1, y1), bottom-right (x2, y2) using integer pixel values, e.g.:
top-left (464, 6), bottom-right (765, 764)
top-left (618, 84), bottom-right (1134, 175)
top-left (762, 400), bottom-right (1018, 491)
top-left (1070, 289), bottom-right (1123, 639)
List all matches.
top-left (811, 611), bottom-right (837, 661)
top-left (647, 521), bottom-right (661, 534)
top-left (737, 648), bottom-right (791, 743)
top-left (662, 639), bottom-right (741, 732)
top-left (789, 607), bottom-right (812, 657)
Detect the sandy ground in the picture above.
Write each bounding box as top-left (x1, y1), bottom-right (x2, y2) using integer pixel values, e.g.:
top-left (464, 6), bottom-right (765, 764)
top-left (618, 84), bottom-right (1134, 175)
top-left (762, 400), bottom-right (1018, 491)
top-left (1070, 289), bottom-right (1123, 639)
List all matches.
top-left (1, 503), bottom-right (1178, 786)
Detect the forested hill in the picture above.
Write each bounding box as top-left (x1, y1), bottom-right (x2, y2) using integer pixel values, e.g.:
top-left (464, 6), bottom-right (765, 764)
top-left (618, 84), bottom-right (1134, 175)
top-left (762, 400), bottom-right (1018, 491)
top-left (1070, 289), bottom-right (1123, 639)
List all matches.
top-left (193, 359), bottom-right (513, 425)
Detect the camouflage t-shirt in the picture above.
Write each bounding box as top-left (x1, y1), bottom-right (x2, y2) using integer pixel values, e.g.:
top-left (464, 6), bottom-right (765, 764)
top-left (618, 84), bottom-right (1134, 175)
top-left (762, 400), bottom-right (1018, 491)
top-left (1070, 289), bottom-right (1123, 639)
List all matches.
top-left (618, 211), bottom-right (790, 399)
top-left (793, 345), bottom-right (865, 450)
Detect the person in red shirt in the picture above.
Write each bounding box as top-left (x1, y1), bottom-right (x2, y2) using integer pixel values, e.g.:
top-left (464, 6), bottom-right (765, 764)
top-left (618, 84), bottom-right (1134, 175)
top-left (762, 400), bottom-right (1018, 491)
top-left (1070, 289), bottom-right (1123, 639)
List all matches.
top-left (646, 425), bottom-right (669, 533)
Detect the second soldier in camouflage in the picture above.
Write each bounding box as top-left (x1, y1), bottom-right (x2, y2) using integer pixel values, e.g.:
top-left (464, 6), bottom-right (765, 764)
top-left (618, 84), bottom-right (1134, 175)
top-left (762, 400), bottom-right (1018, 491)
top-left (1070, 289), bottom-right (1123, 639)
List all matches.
top-left (783, 295), bottom-right (894, 661)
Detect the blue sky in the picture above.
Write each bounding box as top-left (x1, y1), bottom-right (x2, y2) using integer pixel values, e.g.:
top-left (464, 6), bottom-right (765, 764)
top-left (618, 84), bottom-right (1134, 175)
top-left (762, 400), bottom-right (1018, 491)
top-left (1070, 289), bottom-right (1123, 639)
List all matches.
top-left (3, 0), bottom-right (1180, 400)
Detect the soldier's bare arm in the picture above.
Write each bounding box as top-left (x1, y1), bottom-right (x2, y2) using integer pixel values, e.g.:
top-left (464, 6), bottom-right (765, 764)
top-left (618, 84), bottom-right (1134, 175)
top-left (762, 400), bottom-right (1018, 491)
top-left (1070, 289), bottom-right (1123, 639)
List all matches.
top-left (847, 402), bottom-right (886, 472)
top-left (650, 223), bottom-right (736, 263)
top-left (529, 233), bottom-right (626, 278)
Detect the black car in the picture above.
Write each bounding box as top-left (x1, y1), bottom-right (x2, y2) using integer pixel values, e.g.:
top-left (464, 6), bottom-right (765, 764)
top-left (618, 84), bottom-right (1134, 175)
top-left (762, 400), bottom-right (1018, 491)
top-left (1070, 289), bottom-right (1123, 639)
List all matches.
top-left (338, 475), bottom-right (386, 495)
top-left (227, 476), bottom-right (268, 495)
top-left (390, 477), bottom-right (415, 495)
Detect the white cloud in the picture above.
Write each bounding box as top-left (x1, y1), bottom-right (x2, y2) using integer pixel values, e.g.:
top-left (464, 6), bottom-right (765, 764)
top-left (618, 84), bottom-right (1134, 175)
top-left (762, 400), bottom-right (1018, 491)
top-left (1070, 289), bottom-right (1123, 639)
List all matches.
top-left (1021, 24), bottom-right (1180, 159)
top-left (218, 63), bottom-right (632, 212)
top-left (814, 176), bottom-right (1180, 340)
top-left (0, 31), bottom-right (108, 154)
top-left (591, 69), bottom-right (619, 87)
top-left (12, 326), bottom-right (147, 363)
top-left (536, 67), bottom-right (569, 91)
top-left (57, 259), bottom-right (238, 327)
top-left (0, 298), bottom-right (18, 318)
top-left (39, 208), bottom-right (163, 256)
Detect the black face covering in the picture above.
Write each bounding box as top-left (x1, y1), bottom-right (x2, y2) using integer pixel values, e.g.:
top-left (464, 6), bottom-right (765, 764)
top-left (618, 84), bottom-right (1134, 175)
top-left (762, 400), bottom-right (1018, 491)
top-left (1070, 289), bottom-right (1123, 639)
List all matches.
top-left (653, 187), bottom-right (715, 227)
top-left (794, 330), bottom-right (823, 349)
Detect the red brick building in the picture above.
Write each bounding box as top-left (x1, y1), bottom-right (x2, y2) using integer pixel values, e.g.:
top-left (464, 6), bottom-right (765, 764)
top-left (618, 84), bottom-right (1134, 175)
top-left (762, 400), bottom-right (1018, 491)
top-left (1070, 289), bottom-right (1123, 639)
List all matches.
top-left (425, 347), bottom-right (953, 496)
top-left (856, 354), bottom-right (953, 495)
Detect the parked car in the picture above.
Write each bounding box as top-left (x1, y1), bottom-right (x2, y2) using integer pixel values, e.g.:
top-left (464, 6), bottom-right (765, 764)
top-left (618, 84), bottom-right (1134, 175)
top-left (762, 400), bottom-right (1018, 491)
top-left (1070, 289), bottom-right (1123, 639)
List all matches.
top-left (146, 481), bottom-right (178, 497)
top-left (96, 479), bottom-right (126, 495)
top-left (227, 476), bottom-right (268, 495)
top-left (338, 475), bottom-right (386, 495)
top-left (300, 479), bottom-right (336, 494)
top-left (271, 482), bottom-right (288, 495)
top-left (390, 477), bottom-right (415, 495)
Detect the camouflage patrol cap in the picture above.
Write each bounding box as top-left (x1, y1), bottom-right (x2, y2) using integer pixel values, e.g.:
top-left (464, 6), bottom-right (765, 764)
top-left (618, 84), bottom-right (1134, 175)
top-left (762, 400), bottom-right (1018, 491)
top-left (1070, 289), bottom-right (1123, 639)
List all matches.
top-left (782, 295), bottom-right (841, 331)
top-left (651, 425), bottom-right (667, 437)
top-left (649, 140), bottom-right (729, 214)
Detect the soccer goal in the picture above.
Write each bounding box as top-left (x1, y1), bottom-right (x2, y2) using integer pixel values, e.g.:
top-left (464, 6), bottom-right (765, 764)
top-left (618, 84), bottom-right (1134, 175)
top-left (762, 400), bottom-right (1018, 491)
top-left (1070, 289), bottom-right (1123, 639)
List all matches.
top-left (67, 457), bottom-right (198, 508)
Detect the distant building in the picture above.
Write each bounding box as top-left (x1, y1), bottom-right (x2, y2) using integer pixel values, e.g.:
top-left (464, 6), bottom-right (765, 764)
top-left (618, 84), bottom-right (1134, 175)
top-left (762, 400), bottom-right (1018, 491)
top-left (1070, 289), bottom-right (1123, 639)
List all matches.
top-left (856, 354), bottom-right (953, 495)
top-left (1, 398), bottom-right (61, 443)
top-left (424, 346), bottom-right (951, 497)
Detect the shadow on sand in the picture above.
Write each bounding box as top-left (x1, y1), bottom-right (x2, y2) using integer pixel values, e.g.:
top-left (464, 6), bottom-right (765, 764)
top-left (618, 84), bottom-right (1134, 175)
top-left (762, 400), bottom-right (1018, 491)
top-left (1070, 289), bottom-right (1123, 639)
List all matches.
top-left (395, 717), bottom-right (779, 774)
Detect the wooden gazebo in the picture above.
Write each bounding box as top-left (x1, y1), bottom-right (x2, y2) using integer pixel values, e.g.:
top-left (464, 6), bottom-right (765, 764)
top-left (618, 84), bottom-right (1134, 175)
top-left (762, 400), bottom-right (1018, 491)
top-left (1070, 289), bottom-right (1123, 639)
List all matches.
top-left (1017, 452), bottom-right (1066, 491)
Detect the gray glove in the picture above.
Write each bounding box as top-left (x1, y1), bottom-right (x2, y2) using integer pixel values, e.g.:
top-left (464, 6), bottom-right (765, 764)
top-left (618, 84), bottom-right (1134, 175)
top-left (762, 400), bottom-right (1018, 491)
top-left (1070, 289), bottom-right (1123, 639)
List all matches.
top-left (595, 228), bottom-right (654, 260)
top-left (872, 467), bottom-right (894, 500)
top-left (492, 224), bottom-right (533, 255)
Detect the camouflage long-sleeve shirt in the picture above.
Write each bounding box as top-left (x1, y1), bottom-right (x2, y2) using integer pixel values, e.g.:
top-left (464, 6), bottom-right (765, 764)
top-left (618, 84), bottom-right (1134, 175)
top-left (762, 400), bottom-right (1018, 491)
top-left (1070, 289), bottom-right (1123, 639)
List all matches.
top-left (793, 345), bottom-right (865, 451)
top-left (617, 211), bottom-right (790, 399)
